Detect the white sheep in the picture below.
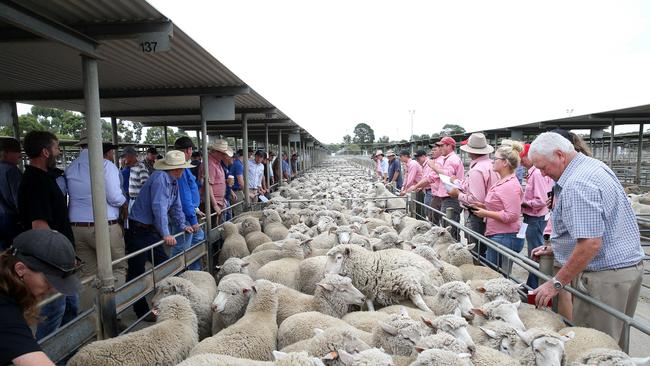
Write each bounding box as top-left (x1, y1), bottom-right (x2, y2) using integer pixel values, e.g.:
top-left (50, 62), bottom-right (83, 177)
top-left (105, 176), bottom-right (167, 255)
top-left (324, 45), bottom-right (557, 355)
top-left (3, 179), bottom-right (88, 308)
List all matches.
top-left (445, 242), bottom-right (475, 267)
top-left (515, 328), bottom-right (574, 366)
top-left (371, 310), bottom-right (434, 357)
top-left (370, 225), bottom-right (398, 238)
top-left (389, 210), bottom-right (418, 232)
top-left (241, 216), bottom-right (274, 252)
top-left (424, 281), bottom-right (476, 320)
top-left (558, 326), bottom-right (621, 365)
top-left (219, 221), bottom-right (250, 265)
top-left (151, 271), bottom-right (217, 340)
top-left (467, 320), bottom-right (525, 357)
top-left (325, 244), bottom-right (438, 312)
top-left (406, 244), bottom-right (463, 284)
top-left (241, 239), bottom-right (305, 278)
top-left (409, 349), bottom-right (472, 366)
top-left (518, 303), bottom-right (566, 331)
top-left (216, 257), bottom-right (250, 282)
top-left (458, 264), bottom-right (501, 282)
top-left (414, 332), bottom-right (471, 355)
top-left (370, 232), bottom-right (404, 251)
top-left (211, 273), bottom-right (255, 333)
top-left (262, 209), bottom-right (290, 240)
top-left (343, 311), bottom-right (392, 333)
top-left (281, 327), bottom-right (373, 365)
top-left (398, 221), bottom-right (432, 241)
top-left (299, 255), bottom-right (329, 295)
top-left (275, 274), bottom-right (365, 325)
top-left (278, 312), bottom-right (359, 349)
top-left (471, 345), bottom-right (520, 366)
top-left (67, 295), bottom-right (198, 366)
top-left (471, 299), bottom-right (526, 331)
top-left (338, 348), bottom-right (394, 366)
top-left (191, 279), bottom-right (278, 361)
top-left (572, 348), bottom-right (650, 366)
top-left (177, 351), bottom-right (326, 366)
top-left (421, 314), bottom-right (477, 353)
top-left (475, 278), bottom-right (522, 303)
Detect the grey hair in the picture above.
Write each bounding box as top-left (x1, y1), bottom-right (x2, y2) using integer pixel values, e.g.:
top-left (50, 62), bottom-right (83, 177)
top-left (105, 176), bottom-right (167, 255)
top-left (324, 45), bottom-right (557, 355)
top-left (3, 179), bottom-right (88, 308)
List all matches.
top-left (529, 132), bottom-right (575, 160)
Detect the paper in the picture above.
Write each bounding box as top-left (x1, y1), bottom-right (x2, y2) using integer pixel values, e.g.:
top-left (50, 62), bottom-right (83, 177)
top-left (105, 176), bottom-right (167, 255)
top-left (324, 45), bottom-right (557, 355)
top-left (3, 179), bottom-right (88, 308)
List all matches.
top-left (259, 195), bottom-right (269, 203)
top-left (544, 213), bottom-right (551, 221)
top-left (517, 222), bottom-right (528, 239)
top-left (439, 174), bottom-right (462, 192)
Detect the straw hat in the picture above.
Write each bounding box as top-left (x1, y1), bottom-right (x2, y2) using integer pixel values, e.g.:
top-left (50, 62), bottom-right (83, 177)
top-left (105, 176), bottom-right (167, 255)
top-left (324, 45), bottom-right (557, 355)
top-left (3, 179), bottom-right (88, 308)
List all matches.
top-left (153, 150), bottom-right (194, 170)
top-left (208, 139), bottom-right (233, 157)
top-left (375, 149), bottom-right (384, 157)
top-left (459, 133), bottom-right (494, 154)
top-left (76, 130), bottom-right (88, 146)
top-left (386, 149), bottom-right (396, 157)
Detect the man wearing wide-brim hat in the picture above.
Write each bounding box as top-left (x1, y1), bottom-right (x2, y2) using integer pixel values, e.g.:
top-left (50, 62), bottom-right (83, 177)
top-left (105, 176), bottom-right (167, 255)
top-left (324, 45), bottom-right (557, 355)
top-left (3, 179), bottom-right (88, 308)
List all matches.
top-left (374, 150), bottom-right (388, 182)
top-left (385, 150), bottom-right (403, 190)
top-left (448, 132), bottom-right (499, 256)
top-left (125, 150), bottom-right (195, 321)
top-left (199, 139), bottom-right (233, 222)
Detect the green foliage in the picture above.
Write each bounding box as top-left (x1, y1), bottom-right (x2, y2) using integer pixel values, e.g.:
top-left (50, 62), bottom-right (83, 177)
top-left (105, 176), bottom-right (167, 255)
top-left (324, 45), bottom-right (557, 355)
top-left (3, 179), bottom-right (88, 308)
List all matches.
top-left (143, 126), bottom-right (192, 145)
top-left (441, 124), bottom-right (466, 136)
top-left (346, 143), bottom-right (361, 152)
top-left (419, 134), bottom-right (430, 140)
top-left (377, 136), bottom-right (390, 143)
top-left (343, 134), bottom-right (352, 144)
top-left (352, 123), bottom-right (375, 145)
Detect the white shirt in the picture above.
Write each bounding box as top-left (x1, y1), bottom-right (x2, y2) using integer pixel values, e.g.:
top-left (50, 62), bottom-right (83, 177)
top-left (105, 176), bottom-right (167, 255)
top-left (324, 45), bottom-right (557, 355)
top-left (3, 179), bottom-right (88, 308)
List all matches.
top-left (66, 149), bottom-right (126, 221)
top-left (248, 159), bottom-right (265, 189)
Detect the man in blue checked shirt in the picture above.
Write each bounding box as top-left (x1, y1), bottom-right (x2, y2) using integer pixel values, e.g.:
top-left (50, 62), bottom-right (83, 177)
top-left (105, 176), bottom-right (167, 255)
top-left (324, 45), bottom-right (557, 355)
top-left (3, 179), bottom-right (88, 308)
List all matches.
top-left (126, 150), bottom-right (195, 320)
top-left (172, 137), bottom-right (205, 270)
top-left (529, 132), bottom-right (645, 346)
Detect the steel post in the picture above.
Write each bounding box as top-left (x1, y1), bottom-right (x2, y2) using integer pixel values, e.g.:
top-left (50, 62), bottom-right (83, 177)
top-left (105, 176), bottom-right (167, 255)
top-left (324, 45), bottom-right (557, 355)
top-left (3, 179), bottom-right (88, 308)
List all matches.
top-left (199, 97), bottom-right (213, 272)
top-left (278, 130), bottom-right (283, 187)
top-left (110, 116), bottom-right (119, 165)
top-left (609, 119), bottom-right (615, 166)
top-left (82, 56), bottom-right (117, 339)
top-left (11, 102), bottom-right (20, 141)
top-left (242, 114), bottom-right (250, 205)
top-left (636, 124), bottom-right (644, 185)
top-left (265, 123), bottom-right (271, 188)
top-left (163, 125), bottom-right (169, 153)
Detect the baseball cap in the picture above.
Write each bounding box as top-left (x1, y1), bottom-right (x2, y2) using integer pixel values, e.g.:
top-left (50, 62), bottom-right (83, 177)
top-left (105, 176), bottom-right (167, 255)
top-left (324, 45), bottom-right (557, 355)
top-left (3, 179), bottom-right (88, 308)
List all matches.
top-left (102, 142), bottom-right (117, 154)
top-left (435, 137), bottom-right (457, 147)
top-left (414, 149), bottom-right (427, 158)
top-left (0, 137), bottom-right (21, 153)
top-left (147, 147), bottom-right (158, 154)
top-left (174, 136), bottom-right (195, 149)
top-left (191, 151), bottom-right (202, 158)
top-left (120, 146), bottom-right (137, 157)
top-left (11, 229), bottom-right (82, 296)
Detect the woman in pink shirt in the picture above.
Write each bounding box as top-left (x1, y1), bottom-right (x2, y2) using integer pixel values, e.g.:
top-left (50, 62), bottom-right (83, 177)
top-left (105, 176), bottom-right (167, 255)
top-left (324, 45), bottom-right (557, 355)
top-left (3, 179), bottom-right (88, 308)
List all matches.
top-left (472, 145), bottom-right (524, 275)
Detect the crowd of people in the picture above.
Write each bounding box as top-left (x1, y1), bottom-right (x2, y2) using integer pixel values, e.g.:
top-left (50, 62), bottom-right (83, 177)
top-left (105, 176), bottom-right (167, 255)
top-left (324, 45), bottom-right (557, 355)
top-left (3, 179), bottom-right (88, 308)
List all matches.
top-left (373, 130), bottom-right (645, 346)
top-left (0, 130), bottom-right (304, 365)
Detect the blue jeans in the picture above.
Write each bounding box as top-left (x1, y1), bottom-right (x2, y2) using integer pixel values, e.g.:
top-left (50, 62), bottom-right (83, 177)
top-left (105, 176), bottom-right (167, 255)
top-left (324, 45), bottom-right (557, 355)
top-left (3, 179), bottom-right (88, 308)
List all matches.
top-left (487, 233), bottom-right (525, 276)
top-left (35, 294), bottom-right (79, 340)
top-left (170, 222), bottom-right (203, 271)
top-left (523, 214), bottom-right (548, 288)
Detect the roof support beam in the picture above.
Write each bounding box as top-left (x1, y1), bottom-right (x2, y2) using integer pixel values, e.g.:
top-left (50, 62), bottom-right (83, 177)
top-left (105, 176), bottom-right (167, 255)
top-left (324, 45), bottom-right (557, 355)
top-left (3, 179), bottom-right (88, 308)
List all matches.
top-left (0, 0), bottom-right (99, 57)
top-left (2, 85), bottom-right (250, 101)
top-left (100, 107), bottom-right (276, 118)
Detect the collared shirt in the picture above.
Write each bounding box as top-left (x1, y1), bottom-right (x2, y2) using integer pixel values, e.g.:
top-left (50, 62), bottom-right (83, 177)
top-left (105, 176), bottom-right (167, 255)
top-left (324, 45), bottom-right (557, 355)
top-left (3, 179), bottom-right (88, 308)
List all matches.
top-left (551, 153), bottom-right (644, 271)
top-left (129, 171), bottom-right (185, 237)
top-left (387, 158), bottom-right (403, 189)
top-left (380, 158), bottom-right (388, 175)
top-left (435, 152), bottom-right (464, 198)
top-left (521, 166), bottom-right (554, 217)
top-left (66, 150), bottom-right (126, 222)
top-left (144, 159), bottom-right (155, 175)
top-left (177, 168), bottom-right (200, 225)
top-left (457, 155), bottom-right (499, 206)
top-left (121, 166), bottom-right (130, 197)
top-left (0, 161), bottom-right (21, 218)
top-left (425, 156), bottom-right (445, 194)
top-left (484, 174), bottom-right (523, 236)
top-left (282, 159), bottom-right (292, 176)
top-left (128, 161), bottom-right (150, 198)
top-left (248, 159), bottom-right (264, 189)
top-left (199, 156), bottom-right (226, 207)
top-left (230, 159), bottom-right (244, 191)
top-left (403, 159), bottom-right (423, 191)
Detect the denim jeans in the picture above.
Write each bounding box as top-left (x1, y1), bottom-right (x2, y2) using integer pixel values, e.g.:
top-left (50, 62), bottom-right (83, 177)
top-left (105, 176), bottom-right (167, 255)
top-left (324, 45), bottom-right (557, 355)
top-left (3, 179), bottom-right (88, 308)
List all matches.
top-left (486, 233), bottom-right (525, 276)
top-left (523, 214), bottom-right (548, 288)
top-left (440, 197), bottom-right (461, 241)
top-left (466, 212), bottom-right (487, 258)
top-left (125, 224), bottom-right (169, 317)
top-left (35, 294), bottom-right (79, 340)
top-left (170, 222), bottom-right (203, 271)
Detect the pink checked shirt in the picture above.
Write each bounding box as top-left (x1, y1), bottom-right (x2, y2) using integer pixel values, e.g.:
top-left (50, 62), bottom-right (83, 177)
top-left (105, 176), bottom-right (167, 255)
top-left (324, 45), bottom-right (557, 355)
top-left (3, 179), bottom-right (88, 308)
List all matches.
top-left (457, 155), bottom-right (499, 206)
top-left (484, 174), bottom-right (523, 236)
top-left (522, 167), bottom-right (554, 217)
top-left (403, 159), bottom-right (423, 191)
top-left (435, 152), bottom-right (464, 198)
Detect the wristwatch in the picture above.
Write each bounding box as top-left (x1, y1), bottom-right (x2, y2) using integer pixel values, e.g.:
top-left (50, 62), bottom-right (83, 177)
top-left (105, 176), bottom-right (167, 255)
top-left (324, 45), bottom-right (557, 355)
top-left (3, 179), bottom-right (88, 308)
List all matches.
top-left (551, 277), bottom-right (564, 290)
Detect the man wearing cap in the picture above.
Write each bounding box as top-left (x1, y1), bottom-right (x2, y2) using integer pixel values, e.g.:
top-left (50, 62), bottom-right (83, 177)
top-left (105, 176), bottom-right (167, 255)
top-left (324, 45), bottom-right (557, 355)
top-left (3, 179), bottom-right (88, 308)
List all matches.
top-left (0, 229), bottom-right (82, 366)
top-left (126, 150), bottom-right (195, 319)
top-left (144, 147), bottom-right (158, 174)
top-left (0, 138), bottom-right (22, 249)
top-left (428, 137), bottom-right (464, 240)
top-left (65, 131), bottom-right (127, 310)
top-left (172, 137), bottom-right (204, 271)
top-left (249, 150), bottom-right (267, 202)
top-left (200, 139), bottom-right (232, 222)
top-left (190, 151), bottom-right (202, 180)
top-left (399, 150), bottom-right (422, 196)
top-left (448, 133), bottom-right (499, 255)
top-left (385, 150), bottom-right (402, 191)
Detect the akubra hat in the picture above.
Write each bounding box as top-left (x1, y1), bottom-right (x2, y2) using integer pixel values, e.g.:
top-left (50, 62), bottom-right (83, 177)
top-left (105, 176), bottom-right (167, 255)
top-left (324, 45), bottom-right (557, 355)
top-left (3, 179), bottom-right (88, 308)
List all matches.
top-left (207, 139), bottom-right (234, 157)
top-left (154, 150), bottom-right (194, 170)
top-left (459, 133), bottom-right (494, 154)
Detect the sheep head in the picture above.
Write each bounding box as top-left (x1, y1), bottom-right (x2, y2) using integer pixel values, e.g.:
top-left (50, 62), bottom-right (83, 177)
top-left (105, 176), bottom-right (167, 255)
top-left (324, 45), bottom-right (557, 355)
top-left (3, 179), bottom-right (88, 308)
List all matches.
top-left (478, 321), bottom-right (522, 356)
top-left (152, 294), bottom-right (196, 323)
top-left (151, 277), bottom-right (193, 309)
top-left (472, 299), bottom-right (525, 331)
top-left (421, 315), bottom-right (476, 353)
top-left (316, 274), bottom-right (365, 306)
top-left (338, 348), bottom-right (394, 366)
top-left (517, 328), bottom-right (574, 366)
top-left (433, 281), bottom-right (475, 320)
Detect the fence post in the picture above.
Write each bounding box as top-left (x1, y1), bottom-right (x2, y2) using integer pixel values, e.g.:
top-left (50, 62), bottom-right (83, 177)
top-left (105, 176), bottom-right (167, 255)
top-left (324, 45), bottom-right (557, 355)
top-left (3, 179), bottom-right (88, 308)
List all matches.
top-left (407, 194), bottom-right (415, 218)
top-left (445, 207), bottom-right (453, 228)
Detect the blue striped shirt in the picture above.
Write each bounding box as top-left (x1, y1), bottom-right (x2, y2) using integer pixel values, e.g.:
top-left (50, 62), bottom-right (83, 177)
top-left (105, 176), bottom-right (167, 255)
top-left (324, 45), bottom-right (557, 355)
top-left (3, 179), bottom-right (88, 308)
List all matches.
top-left (552, 153), bottom-right (644, 271)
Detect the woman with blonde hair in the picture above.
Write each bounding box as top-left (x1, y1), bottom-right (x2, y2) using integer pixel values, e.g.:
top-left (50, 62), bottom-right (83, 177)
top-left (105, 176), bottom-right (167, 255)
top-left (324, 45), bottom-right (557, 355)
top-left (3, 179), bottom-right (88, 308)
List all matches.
top-left (472, 145), bottom-right (524, 275)
top-left (500, 139), bottom-right (525, 184)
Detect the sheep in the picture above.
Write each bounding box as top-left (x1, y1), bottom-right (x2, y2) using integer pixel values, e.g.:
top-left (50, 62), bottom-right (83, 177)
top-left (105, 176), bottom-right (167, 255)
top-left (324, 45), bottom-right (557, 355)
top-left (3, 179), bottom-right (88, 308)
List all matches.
top-left (281, 327), bottom-right (372, 365)
top-left (458, 264), bottom-right (501, 282)
top-left (467, 320), bottom-right (525, 357)
top-left (518, 303), bottom-right (566, 331)
top-left (558, 327), bottom-right (621, 365)
top-left (216, 257), bottom-right (250, 282)
top-left (343, 311), bottom-right (392, 333)
top-left (262, 209), bottom-right (289, 240)
top-left (151, 272), bottom-right (217, 340)
top-left (241, 216), bottom-right (274, 252)
top-left (471, 345), bottom-right (520, 366)
top-left (177, 351), bottom-right (326, 366)
top-left (410, 349), bottom-right (473, 366)
top-left (406, 244), bottom-right (463, 284)
top-left (191, 279), bottom-right (278, 361)
top-left (389, 210), bottom-right (418, 232)
top-left (211, 273), bottom-right (255, 333)
top-left (299, 255), bottom-right (328, 295)
top-left (471, 299), bottom-right (526, 331)
top-left (378, 305), bottom-right (433, 322)
top-left (398, 221), bottom-right (432, 241)
top-left (423, 226), bottom-right (456, 249)
top-left (370, 225), bottom-right (398, 238)
top-left (338, 348), bottom-right (394, 366)
top-left (241, 239), bottom-right (305, 278)
top-left (515, 328), bottom-right (574, 366)
top-left (415, 332), bottom-right (471, 354)
top-left (218, 221), bottom-right (250, 265)
top-left (421, 314), bottom-right (477, 353)
top-left (68, 295), bottom-right (198, 366)
top-left (275, 274), bottom-right (365, 325)
top-left (325, 244), bottom-right (438, 312)
top-left (445, 242), bottom-right (475, 267)
top-left (370, 232), bottom-right (404, 251)
top-left (371, 310), bottom-right (434, 357)
top-left (278, 312), bottom-right (359, 349)
top-left (475, 278), bottom-right (522, 303)
top-left (424, 281), bottom-right (476, 320)
top-left (572, 348), bottom-right (650, 366)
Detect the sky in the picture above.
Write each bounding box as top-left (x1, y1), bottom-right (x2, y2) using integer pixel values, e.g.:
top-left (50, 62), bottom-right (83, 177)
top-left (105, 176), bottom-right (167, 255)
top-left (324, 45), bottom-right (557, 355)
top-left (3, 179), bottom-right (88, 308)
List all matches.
top-left (19, 0), bottom-right (650, 144)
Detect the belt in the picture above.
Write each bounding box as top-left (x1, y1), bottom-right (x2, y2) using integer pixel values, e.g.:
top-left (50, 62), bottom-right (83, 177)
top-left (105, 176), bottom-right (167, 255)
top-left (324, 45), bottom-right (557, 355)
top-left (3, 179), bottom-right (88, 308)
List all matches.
top-left (128, 220), bottom-right (155, 231)
top-left (425, 189), bottom-right (432, 192)
top-left (584, 260), bottom-right (644, 273)
top-left (71, 220), bottom-right (118, 227)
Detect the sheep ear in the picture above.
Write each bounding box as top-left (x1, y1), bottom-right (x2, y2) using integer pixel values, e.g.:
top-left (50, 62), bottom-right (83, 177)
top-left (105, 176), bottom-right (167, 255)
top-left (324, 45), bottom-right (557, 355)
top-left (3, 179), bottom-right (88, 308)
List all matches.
top-left (516, 329), bottom-right (533, 345)
top-left (479, 326), bottom-right (499, 339)
top-left (561, 331), bottom-right (575, 341)
top-left (338, 349), bottom-right (355, 365)
top-left (476, 287), bottom-right (487, 293)
top-left (445, 226), bottom-right (453, 233)
top-left (242, 287), bottom-right (252, 295)
top-left (215, 265), bottom-right (222, 271)
top-left (517, 282), bottom-right (526, 289)
top-left (317, 282), bottom-right (335, 292)
top-left (272, 351), bottom-right (288, 360)
top-left (379, 321), bottom-right (398, 336)
top-left (458, 353), bottom-right (472, 359)
top-left (472, 308), bottom-right (488, 318)
top-left (421, 316), bottom-right (435, 328)
top-left (328, 227), bottom-right (337, 234)
top-left (465, 243), bottom-right (476, 250)
top-left (240, 262), bottom-right (250, 268)
top-left (514, 300), bottom-right (521, 308)
top-left (321, 351), bottom-right (338, 361)
top-left (415, 346), bottom-right (426, 353)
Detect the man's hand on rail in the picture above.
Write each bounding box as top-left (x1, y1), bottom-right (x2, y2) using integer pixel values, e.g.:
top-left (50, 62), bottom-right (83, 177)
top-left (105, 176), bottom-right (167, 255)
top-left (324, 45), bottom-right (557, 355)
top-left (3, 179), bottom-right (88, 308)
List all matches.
top-left (163, 235), bottom-right (177, 246)
top-left (191, 224), bottom-right (200, 233)
top-left (195, 208), bottom-right (206, 218)
top-left (531, 245), bottom-right (553, 262)
top-left (532, 280), bottom-right (558, 308)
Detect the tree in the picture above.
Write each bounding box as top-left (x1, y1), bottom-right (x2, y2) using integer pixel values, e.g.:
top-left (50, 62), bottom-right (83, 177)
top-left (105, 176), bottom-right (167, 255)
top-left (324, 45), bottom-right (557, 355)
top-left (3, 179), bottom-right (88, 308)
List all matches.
top-left (352, 123), bottom-right (375, 148)
top-left (378, 136), bottom-right (390, 143)
top-left (411, 134), bottom-right (420, 141)
top-left (342, 134), bottom-right (352, 144)
top-left (143, 126), bottom-right (191, 145)
top-left (419, 134), bottom-right (430, 140)
top-left (441, 124), bottom-right (466, 136)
